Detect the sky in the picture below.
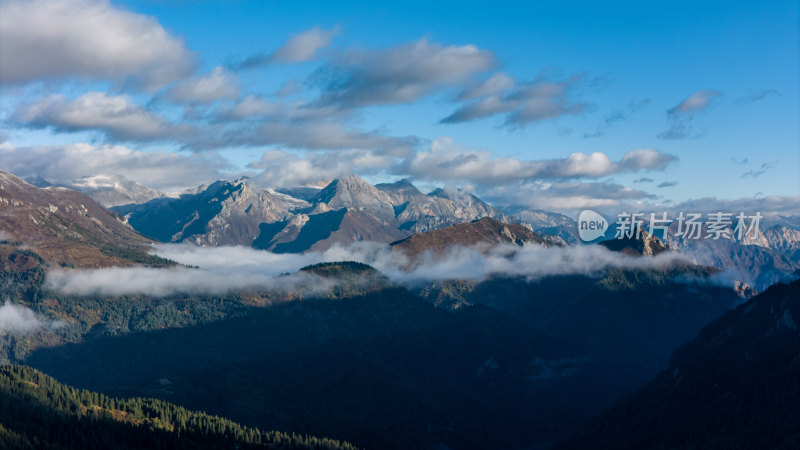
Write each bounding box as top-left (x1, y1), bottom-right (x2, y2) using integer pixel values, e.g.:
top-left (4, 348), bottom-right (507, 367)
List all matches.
top-left (0, 0), bottom-right (798, 215)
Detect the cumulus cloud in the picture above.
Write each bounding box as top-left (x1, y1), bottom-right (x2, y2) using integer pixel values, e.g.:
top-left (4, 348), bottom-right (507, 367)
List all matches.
top-left (0, 141), bottom-right (228, 192)
top-left (312, 38), bottom-right (496, 108)
top-left (254, 121), bottom-right (418, 156)
top-left (45, 241), bottom-right (693, 296)
top-left (657, 181), bottom-right (678, 188)
top-left (0, 0), bottom-right (195, 89)
top-left (13, 92), bottom-right (189, 141)
top-left (483, 180), bottom-right (655, 212)
top-left (167, 67), bottom-right (240, 104)
top-left (0, 302), bottom-right (60, 333)
top-left (248, 149), bottom-right (391, 187)
top-left (225, 95), bottom-right (288, 119)
top-left (659, 90), bottom-right (722, 140)
top-left (209, 96), bottom-right (420, 155)
top-left (442, 73), bottom-right (589, 126)
top-left (396, 137), bottom-right (676, 185)
top-left (456, 72), bottom-right (515, 100)
top-left (236, 26), bottom-right (340, 68)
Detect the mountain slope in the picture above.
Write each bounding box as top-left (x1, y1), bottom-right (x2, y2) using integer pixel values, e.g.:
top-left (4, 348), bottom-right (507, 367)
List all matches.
top-left (0, 171), bottom-right (166, 268)
top-left (377, 182), bottom-right (514, 233)
top-left (390, 217), bottom-right (546, 259)
top-left (122, 178), bottom-right (307, 246)
top-left (64, 174), bottom-right (169, 208)
top-left (600, 227), bottom-right (669, 256)
top-left (26, 286), bottom-right (579, 450)
top-left (310, 175), bottom-right (397, 221)
top-left (557, 278), bottom-right (800, 450)
top-left (116, 174), bottom-right (521, 251)
top-left (0, 364), bottom-right (354, 450)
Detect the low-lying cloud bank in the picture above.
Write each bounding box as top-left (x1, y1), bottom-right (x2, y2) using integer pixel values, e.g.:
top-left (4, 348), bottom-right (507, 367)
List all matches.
top-left (0, 302), bottom-right (61, 334)
top-left (46, 242), bottom-right (694, 297)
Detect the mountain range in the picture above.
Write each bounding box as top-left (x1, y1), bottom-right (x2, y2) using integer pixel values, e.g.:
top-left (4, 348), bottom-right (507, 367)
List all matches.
top-left (114, 174), bottom-right (519, 252)
top-left (23, 170), bottom-right (795, 290)
top-left (2, 168), bottom-right (800, 448)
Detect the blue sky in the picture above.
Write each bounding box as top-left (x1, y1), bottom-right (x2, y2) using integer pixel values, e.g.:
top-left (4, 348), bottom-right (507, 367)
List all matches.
top-left (0, 0), bottom-right (797, 214)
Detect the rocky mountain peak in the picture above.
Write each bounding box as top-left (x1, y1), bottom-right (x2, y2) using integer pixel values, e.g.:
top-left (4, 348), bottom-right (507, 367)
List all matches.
top-left (313, 175), bottom-right (396, 219)
top-left (601, 225), bottom-right (669, 256)
top-left (375, 178), bottom-right (425, 203)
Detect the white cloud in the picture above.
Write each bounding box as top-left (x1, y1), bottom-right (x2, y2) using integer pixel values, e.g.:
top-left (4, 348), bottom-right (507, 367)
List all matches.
top-left (0, 302), bottom-right (60, 333)
top-left (314, 38), bottom-right (496, 108)
top-left (457, 72), bottom-right (515, 100)
top-left (46, 265), bottom-right (331, 297)
top-left (0, 0), bottom-right (195, 89)
top-left (14, 92), bottom-right (189, 141)
top-left (442, 74), bottom-right (589, 125)
top-left (0, 141), bottom-right (228, 192)
top-left (236, 26), bottom-right (340, 68)
top-left (273, 26), bottom-right (340, 63)
top-left (669, 90), bottom-right (722, 115)
top-left (45, 241), bottom-right (694, 297)
top-left (484, 180), bottom-right (655, 212)
top-left (248, 149), bottom-right (391, 187)
top-left (396, 137), bottom-right (676, 184)
top-left (227, 95), bottom-right (286, 118)
top-left (212, 96), bottom-right (419, 155)
top-left (167, 67), bottom-right (240, 104)
top-left (659, 89), bottom-right (723, 140)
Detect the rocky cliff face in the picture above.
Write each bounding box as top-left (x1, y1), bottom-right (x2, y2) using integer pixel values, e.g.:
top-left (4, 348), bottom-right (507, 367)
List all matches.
top-left (123, 177), bottom-right (308, 246)
top-left (377, 183), bottom-right (514, 234)
top-left (601, 227), bottom-right (669, 256)
top-left (118, 175), bottom-right (523, 252)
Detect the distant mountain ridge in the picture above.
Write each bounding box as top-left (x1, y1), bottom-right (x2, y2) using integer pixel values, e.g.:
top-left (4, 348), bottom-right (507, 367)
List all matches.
top-left (14, 169), bottom-right (800, 288)
top-left (116, 175), bottom-right (519, 252)
top-left (27, 174), bottom-right (171, 208)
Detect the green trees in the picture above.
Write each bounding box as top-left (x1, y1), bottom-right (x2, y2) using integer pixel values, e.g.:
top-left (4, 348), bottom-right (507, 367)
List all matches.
top-left (0, 364), bottom-right (356, 450)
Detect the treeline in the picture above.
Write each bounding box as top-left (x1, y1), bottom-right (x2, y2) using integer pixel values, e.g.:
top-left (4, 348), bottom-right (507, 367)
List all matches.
top-left (99, 244), bottom-right (177, 267)
top-left (0, 364), bottom-right (357, 450)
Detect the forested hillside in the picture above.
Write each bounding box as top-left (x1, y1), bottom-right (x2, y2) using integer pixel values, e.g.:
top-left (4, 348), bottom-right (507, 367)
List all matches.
top-left (0, 364), bottom-right (355, 450)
